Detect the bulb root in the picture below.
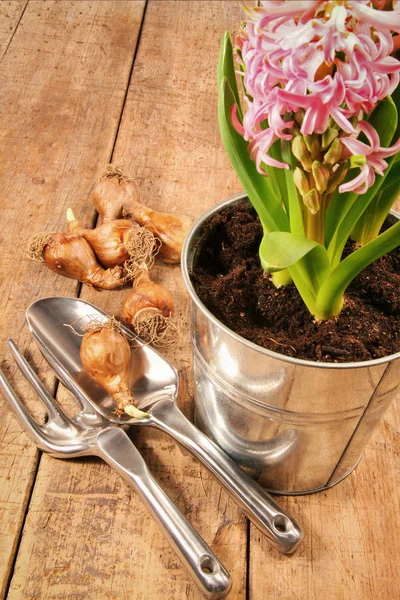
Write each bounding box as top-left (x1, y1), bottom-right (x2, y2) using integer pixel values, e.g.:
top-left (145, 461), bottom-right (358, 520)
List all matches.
top-left (26, 232), bottom-right (57, 262)
top-left (123, 225), bottom-right (160, 280)
top-left (129, 307), bottom-right (180, 349)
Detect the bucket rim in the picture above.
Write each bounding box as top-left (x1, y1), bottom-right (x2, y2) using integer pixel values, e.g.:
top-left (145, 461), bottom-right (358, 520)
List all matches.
top-left (181, 192), bottom-right (400, 370)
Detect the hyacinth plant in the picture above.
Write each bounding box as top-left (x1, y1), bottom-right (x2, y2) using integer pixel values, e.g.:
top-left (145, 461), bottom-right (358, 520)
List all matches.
top-left (218, 0), bottom-right (400, 320)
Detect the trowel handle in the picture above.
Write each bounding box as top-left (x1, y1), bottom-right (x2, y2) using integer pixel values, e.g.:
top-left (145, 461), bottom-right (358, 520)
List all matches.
top-left (149, 399), bottom-right (303, 554)
top-left (96, 427), bottom-right (232, 600)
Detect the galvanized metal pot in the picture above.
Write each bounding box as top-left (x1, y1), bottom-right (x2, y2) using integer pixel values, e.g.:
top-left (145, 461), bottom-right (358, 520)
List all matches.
top-left (181, 192), bottom-right (400, 495)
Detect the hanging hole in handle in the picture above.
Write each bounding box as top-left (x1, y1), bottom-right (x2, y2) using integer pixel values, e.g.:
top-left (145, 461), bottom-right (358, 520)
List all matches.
top-left (272, 514), bottom-right (291, 534)
top-left (200, 555), bottom-right (218, 575)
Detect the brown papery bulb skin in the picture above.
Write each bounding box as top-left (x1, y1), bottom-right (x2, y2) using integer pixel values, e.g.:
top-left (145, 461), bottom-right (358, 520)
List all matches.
top-left (122, 283), bottom-right (175, 322)
top-left (67, 219), bottom-right (133, 268)
top-left (80, 327), bottom-right (136, 416)
top-left (122, 270), bottom-right (174, 322)
top-left (125, 203), bottom-right (192, 264)
top-left (43, 232), bottom-right (126, 289)
top-left (92, 175), bottom-right (140, 224)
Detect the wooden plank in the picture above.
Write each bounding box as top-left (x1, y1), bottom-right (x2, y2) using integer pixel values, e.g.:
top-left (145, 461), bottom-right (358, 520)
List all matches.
top-left (249, 402), bottom-right (400, 600)
top-left (6, 2), bottom-right (249, 599)
top-left (0, 0), bottom-right (28, 60)
top-left (3, 2), bottom-right (399, 600)
top-left (0, 1), bottom-right (145, 597)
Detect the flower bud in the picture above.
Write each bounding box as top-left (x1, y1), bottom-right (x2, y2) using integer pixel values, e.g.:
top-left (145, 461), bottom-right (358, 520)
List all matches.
top-left (292, 135), bottom-right (313, 171)
top-left (303, 188), bottom-right (320, 214)
top-left (293, 167), bottom-right (310, 196)
top-left (294, 108), bottom-right (305, 126)
top-left (311, 161), bottom-right (331, 193)
top-left (323, 138), bottom-right (342, 166)
top-left (349, 116), bottom-right (359, 128)
top-left (349, 154), bottom-right (367, 168)
top-left (304, 134), bottom-right (320, 159)
top-left (292, 124), bottom-right (301, 137)
top-left (321, 127), bottom-right (338, 150)
top-left (328, 117), bottom-right (339, 129)
top-left (326, 162), bottom-right (349, 194)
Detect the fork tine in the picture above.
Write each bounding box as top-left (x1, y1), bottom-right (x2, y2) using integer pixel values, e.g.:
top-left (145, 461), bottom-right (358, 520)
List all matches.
top-left (8, 339), bottom-right (70, 425)
top-left (0, 367), bottom-right (51, 450)
top-left (29, 336), bottom-right (98, 417)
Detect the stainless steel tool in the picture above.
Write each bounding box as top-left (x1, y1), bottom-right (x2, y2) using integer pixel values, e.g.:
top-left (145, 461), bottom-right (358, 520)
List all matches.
top-left (25, 296), bottom-right (303, 554)
top-left (0, 341), bottom-right (231, 600)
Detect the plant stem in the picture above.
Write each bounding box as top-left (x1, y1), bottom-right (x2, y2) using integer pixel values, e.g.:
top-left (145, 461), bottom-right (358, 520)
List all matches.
top-left (271, 269), bottom-right (292, 287)
top-left (305, 208), bottom-right (325, 245)
top-left (304, 192), bottom-right (330, 245)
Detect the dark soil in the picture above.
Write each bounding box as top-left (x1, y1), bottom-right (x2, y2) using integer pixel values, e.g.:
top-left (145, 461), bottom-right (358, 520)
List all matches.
top-left (191, 203), bottom-right (400, 363)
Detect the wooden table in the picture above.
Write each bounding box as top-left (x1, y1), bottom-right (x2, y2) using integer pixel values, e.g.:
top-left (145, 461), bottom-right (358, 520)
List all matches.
top-left (0, 2), bottom-right (399, 599)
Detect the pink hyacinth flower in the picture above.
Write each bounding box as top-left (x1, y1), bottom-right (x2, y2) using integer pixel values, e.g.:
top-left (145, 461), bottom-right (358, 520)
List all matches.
top-left (230, 103), bottom-right (290, 173)
top-left (234, 1), bottom-right (400, 182)
top-left (350, 1), bottom-right (400, 34)
top-left (340, 121), bottom-right (400, 194)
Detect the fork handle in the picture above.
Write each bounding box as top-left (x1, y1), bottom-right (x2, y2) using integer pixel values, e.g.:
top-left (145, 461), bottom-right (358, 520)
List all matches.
top-left (95, 427), bottom-right (231, 600)
top-left (148, 399), bottom-right (303, 554)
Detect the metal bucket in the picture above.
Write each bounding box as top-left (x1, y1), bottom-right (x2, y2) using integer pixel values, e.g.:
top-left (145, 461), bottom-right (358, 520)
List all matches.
top-left (181, 193), bottom-right (400, 495)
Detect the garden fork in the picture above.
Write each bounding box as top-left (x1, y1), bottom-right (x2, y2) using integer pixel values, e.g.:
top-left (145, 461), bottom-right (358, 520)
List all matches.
top-left (0, 340), bottom-right (232, 600)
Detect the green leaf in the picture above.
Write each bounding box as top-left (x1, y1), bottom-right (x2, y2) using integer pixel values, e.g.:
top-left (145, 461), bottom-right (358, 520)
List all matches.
top-left (351, 161), bottom-right (400, 243)
top-left (326, 94), bottom-right (399, 247)
top-left (325, 186), bottom-right (357, 246)
top-left (217, 31), bottom-right (242, 121)
top-left (260, 231), bottom-right (329, 287)
top-left (281, 140), bottom-right (304, 237)
top-left (348, 96), bottom-right (399, 244)
top-left (389, 80), bottom-right (400, 139)
top-left (271, 269), bottom-right (293, 287)
top-left (264, 139), bottom-right (289, 209)
top-left (366, 96), bottom-right (398, 148)
top-left (316, 218), bottom-right (400, 320)
top-left (217, 34), bottom-right (289, 233)
top-left (327, 153), bottom-right (397, 267)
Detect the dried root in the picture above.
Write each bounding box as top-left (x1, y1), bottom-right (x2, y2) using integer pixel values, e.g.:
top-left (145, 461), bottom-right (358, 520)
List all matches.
top-left (26, 232), bottom-right (57, 262)
top-left (64, 315), bottom-right (124, 337)
top-left (124, 225), bottom-right (160, 280)
top-left (130, 308), bottom-right (181, 349)
top-left (100, 160), bottom-right (132, 183)
top-left (80, 315), bottom-right (123, 335)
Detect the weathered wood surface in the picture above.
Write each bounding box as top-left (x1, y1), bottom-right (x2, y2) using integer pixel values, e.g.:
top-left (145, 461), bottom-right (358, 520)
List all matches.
top-left (0, 2), bottom-right (399, 599)
top-left (0, 1), bottom-right (146, 597)
top-left (0, 2), bottom-right (247, 599)
top-left (0, 1), bottom-right (27, 59)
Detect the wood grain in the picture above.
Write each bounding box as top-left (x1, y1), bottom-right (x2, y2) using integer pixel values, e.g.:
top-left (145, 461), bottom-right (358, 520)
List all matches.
top-left (0, 1), bottom-right (399, 599)
top-left (0, 0), bottom-right (28, 60)
top-left (5, 2), bottom-right (248, 600)
top-left (0, 1), bottom-right (145, 597)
